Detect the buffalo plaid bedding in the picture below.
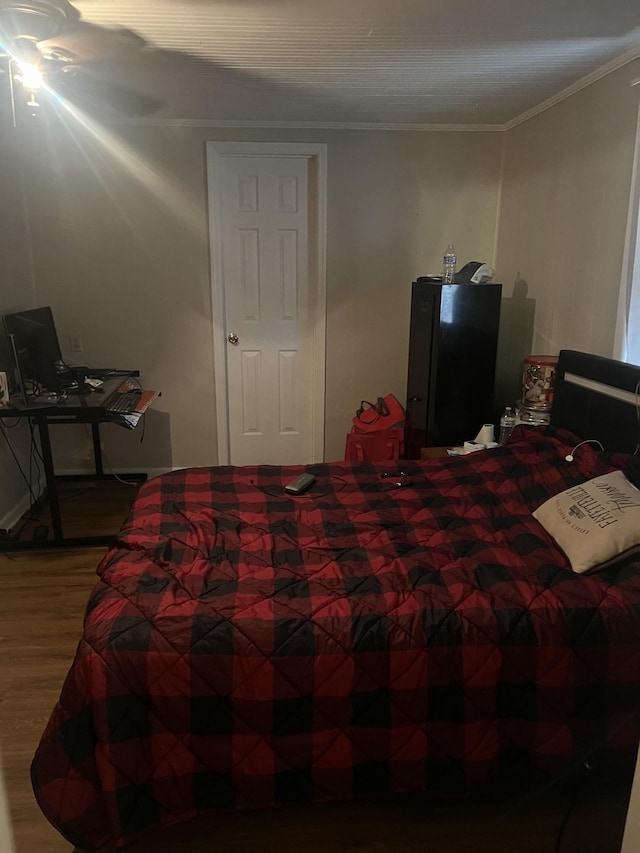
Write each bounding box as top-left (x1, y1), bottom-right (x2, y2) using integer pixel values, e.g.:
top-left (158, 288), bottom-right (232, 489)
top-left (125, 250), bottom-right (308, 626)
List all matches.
top-left (31, 426), bottom-right (640, 851)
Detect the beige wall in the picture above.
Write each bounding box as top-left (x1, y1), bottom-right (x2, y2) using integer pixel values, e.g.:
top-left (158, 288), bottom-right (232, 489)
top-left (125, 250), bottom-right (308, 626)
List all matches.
top-left (11, 117), bottom-right (503, 473)
top-left (0, 127), bottom-right (38, 529)
top-left (497, 59), bottom-right (640, 360)
top-left (4, 56), bottom-right (639, 519)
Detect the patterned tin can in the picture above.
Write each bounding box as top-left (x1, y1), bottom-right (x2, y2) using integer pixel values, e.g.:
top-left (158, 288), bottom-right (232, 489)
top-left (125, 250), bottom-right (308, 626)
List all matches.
top-left (516, 400), bottom-right (551, 425)
top-left (522, 355), bottom-right (558, 410)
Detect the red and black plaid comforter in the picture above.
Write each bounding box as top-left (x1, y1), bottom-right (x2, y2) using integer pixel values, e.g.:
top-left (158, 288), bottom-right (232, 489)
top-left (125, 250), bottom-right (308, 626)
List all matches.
top-left (32, 427), bottom-right (640, 850)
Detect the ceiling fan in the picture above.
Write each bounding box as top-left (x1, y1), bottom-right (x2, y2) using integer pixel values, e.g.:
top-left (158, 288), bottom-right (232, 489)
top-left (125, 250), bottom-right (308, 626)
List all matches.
top-left (0, 0), bottom-right (163, 119)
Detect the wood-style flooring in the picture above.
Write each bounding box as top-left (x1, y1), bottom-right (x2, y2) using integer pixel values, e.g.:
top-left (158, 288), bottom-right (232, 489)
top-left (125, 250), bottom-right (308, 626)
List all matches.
top-left (0, 482), bottom-right (635, 853)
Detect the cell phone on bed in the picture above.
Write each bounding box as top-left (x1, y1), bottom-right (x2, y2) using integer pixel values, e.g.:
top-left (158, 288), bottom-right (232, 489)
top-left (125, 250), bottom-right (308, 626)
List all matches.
top-left (284, 473), bottom-right (316, 494)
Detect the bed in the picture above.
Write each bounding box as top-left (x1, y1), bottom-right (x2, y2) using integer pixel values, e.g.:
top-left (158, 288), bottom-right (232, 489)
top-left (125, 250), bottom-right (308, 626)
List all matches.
top-left (31, 350), bottom-right (640, 851)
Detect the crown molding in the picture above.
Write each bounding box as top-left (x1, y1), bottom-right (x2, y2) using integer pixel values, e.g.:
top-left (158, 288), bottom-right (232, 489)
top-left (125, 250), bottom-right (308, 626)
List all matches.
top-left (118, 117), bottom-right (504, 132)
top-left (504, 47), bottom-right (640, 131)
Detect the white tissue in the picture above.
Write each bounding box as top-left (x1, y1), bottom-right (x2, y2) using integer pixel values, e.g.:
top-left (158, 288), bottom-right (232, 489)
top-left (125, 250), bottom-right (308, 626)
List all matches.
top-left (464, 441), bottom-right (487, 453)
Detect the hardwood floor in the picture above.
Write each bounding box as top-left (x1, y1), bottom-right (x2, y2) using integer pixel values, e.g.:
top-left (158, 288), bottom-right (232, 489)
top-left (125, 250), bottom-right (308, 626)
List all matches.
top-left (0, 481), bottom-right (138, 853)
top-left (3, 477), bottom-right (141, 544)
top-left (0, 483), bottom-right (634, 853)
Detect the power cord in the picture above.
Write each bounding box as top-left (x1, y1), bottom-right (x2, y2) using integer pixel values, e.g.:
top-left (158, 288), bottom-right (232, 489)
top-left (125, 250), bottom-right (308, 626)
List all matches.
top-left (0, 420), bottom-right (38, 507)
top-left (0, 420), bottom-right (50, 541)
top-left (251, 474), bottom-right (348, 498)
top-left (81, 424), bottom-right (141, 487)
top-left (101, 446), bottom-right (142, 487)
top-left (564, 439), bottom-right (605, 462)
top-left (27, 418), bottom-right (44, 471)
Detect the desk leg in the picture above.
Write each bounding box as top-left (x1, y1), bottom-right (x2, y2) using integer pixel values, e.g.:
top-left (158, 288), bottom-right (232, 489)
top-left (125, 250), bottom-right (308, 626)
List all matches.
top-left (92, 423), bottom-right (104, 477)
top-left (36, 416), bottom-right (63, 542)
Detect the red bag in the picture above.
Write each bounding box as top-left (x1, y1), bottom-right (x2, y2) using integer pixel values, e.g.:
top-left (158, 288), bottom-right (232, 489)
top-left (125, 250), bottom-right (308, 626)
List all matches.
top-left (352, 394), bottom-right (405, 434)
top-left (344, 429), bottom-right (405, 462)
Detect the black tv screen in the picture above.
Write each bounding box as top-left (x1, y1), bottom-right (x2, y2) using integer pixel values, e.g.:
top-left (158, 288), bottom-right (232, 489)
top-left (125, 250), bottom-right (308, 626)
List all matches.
top-left (3, 306), bottom-right (63, 394)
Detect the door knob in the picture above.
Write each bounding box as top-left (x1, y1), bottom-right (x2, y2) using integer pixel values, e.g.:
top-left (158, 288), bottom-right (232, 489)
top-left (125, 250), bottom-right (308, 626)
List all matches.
top-left (227, 333), bottom-right (239, 345)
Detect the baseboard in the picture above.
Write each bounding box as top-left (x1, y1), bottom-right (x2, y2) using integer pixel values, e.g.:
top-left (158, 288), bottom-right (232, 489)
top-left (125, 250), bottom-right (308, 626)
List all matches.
top-left (0, 477), bottom-right (46, 533)
top-left (55, 466), bottom-right (176, 478)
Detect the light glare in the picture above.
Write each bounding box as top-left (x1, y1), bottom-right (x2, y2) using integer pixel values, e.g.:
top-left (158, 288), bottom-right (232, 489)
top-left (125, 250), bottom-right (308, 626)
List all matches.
top-left (17, 63), bottom-right (43, 91)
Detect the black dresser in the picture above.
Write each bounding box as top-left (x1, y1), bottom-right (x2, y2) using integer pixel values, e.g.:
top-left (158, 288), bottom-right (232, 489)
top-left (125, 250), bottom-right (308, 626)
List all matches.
top-left (404, 280), bottom-right (502, 457)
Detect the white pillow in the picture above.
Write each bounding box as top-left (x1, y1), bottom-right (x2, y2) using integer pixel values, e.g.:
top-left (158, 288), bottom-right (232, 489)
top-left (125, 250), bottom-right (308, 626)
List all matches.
top-left (532, 470), bottom-right (640, 574)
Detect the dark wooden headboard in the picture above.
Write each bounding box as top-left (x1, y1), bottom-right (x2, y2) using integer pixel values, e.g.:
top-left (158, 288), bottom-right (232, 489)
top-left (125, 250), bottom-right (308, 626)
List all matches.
top-left (550, 350), bottom-right (640, 453)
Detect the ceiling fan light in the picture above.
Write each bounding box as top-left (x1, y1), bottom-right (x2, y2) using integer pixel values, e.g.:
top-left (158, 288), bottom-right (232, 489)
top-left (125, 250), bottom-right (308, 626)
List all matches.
top-left (15, 60), bottom-right (42, 89)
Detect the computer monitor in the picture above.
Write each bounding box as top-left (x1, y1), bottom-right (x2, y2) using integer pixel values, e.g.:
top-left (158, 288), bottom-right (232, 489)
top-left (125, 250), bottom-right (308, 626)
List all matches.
top-left (2, 306), bottom-right (64, 395)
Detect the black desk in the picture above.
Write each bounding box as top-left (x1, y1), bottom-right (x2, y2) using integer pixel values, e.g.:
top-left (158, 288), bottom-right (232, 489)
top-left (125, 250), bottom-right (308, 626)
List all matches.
top-left (0, 372), bottom-right (149, 550)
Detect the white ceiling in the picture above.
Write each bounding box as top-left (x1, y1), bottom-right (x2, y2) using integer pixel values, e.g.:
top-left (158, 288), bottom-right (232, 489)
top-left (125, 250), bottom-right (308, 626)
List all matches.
top-left (20, 0), bottom-right (640, 126)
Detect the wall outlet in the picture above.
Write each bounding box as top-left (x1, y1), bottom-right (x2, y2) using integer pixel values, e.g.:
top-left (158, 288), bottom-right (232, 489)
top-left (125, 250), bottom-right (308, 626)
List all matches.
top-left (69, 334), bottom-right (83, 353)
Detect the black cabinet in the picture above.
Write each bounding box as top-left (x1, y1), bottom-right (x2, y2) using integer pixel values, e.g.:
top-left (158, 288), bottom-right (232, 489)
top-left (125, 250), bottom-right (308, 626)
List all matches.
top-left (404, 281), bottom-right (502, 457)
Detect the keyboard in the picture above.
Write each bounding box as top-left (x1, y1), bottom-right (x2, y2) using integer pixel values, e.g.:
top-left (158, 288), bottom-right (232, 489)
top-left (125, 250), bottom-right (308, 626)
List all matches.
top-left (105, 390), bottom-right (144, 414)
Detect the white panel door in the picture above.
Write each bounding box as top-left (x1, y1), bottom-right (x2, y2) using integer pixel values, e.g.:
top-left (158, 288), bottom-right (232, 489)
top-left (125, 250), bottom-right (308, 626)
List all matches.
top-left (210, 146), bottom-right (326, 466)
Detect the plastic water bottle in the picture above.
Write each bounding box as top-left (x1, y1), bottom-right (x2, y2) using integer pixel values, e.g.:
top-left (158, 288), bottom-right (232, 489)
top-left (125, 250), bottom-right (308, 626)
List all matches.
top-left (442, 243), bottom-right (457, 283)
top-left (499, 406), bottom-right (517, 444)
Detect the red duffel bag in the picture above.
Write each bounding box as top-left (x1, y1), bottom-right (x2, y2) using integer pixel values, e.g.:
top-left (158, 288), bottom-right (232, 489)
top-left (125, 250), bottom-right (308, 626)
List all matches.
top-left (352, 394), bottom-right (405, 434)
top-left (344, 429), bottom-right (405, 462)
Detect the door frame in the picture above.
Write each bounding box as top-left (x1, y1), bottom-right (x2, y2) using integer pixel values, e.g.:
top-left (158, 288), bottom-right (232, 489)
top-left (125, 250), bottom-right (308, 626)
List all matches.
top-left (206, 141), bottom-right (328, 465)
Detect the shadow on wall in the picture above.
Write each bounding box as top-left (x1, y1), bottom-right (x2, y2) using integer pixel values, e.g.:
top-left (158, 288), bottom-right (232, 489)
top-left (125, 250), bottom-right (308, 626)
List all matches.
top-left (494, 274), bottom-right (536, 413)
top-left (94, 408), bottom-right (174, 475)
